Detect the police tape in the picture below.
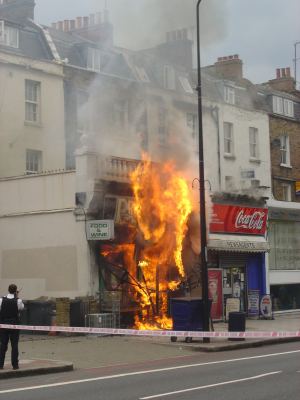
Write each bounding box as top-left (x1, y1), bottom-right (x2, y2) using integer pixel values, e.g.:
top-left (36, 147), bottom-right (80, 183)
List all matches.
top-left (0, 324), bottom-right (300, 339)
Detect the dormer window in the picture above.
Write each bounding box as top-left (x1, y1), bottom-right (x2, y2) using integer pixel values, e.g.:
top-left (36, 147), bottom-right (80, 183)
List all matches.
top-left (0, 21), bottom-right (19, 48)
top-left (87, 48), bottom-right (101, 72)
top-left (224, 86), bottom-right (235, 105)
top-left (272, 95), bottom-right (294, 118)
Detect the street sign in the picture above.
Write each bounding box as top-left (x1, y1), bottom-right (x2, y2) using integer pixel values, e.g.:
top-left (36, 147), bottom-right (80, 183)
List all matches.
top-left (86, 220), bottom-right (114, 241)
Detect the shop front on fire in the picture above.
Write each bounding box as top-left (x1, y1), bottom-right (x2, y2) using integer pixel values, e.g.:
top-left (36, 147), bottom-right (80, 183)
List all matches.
top-left (89, 156), bottom-right (202, 330)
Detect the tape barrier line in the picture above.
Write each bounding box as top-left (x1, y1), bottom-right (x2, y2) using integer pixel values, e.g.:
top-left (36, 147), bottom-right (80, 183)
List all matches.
top-left (1, 324), bottom-right (300, 339)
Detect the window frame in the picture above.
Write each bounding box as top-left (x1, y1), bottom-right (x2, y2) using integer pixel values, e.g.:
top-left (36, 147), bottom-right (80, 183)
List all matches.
top-left (0, 20), bottom-right (19, 48)
top-left (279, 134), bottom-right (291, 167)
top-left (26, 149), bottom-right (42, 174)
top-left (249, 127), bottom-right (259, 159)
top-left (273, 95), bottom-right (294, 118)
top-left (223, 122), bottom-right (234, 156)
top-left (25, 79), bottom-right (41, 124)
top-left (224, 86), bottom-right (235, 105)
top-left (87, 47), bottom-right (101, 72)
top-left (281, 183), bottom-right (292, 202)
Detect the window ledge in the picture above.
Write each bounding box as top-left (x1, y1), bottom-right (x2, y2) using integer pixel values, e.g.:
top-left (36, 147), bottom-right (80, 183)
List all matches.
top-left (224, 153), bottom-right (236, 160)
top-left (280, 163), bottom-right (292, 169)
top-left (249, 158), bottom-right (261, 164)
top-left (24, 121), bottom-right (42, 128)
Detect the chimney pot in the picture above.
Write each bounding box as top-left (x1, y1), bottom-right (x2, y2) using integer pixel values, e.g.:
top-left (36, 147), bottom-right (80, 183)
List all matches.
top-left (276, 68), bottom-right (281, 79)
top-left (70, 20), bottom-right (76, 30)
top-left (281, 68), bottom-right (286, 78)
top-left (63, 20), bottom-right (69, 32)
top-left (229, 55), bottom-right (234, 60)
top-left (83, 16), bottom-right (89, 27)
top-left (76, 17), bottom-right (83, 29)
top-left (234, 54), bottom-right (239, 59)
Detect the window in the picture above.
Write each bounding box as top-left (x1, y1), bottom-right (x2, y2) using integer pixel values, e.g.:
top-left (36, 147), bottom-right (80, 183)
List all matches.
top-left (224, 86), bottom-right (235, 105)
top-left (0, 20), bottom-right (19, 48)
top-left (273, 96), bottom-right (294, 117)
top-left (284, 99), bottom-right (294, 117)
top-left (25, 80), bottom-right (41, 123)
top-left (280, 183), bottom-right (292, 201)
top-left (163, 65), bottom-right (175, 90)
top-left (280, 135), bottom-right (291, 166)
top-left (224, 122), bottom-right (234, 155)
top-left (87, 48), bottom-right (101, 72)
top-left (179, 76), bottom-right (193, 94)
top-left (26, 149), bottom-right (42, 174)
top-left (249, 127), bottom-right (259, 159)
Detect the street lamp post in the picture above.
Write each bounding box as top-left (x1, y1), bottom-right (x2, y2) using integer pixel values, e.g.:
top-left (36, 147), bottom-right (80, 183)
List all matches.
top-left (196, 0), bottom-right (210, 342)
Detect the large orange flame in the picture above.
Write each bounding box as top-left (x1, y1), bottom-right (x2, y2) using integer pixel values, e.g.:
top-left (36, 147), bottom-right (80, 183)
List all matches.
top-left (101, 153), bottom-right (193, 330)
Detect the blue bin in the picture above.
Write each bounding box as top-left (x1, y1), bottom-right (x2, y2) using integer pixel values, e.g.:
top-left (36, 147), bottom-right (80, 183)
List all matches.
top-left (171, 297), bottom-right (205, 332)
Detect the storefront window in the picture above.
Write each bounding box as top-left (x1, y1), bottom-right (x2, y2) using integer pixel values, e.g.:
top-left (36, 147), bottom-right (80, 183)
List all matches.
top-left (271, 284), bottom-right (300, 311)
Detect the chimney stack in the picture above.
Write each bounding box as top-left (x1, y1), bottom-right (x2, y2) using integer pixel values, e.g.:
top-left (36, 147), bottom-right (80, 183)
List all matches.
top-left (268, 67), bottom-right (295, 93)
top-left (215, 55), bottom-right (243, 81)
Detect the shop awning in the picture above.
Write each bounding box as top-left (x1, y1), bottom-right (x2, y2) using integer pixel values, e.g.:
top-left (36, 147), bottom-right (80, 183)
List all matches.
top-left (208, 234), bottom-right (269, 253)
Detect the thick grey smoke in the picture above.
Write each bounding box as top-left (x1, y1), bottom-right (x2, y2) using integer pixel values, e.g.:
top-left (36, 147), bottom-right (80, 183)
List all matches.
top-left (107, 0), bottom-right (228, 50)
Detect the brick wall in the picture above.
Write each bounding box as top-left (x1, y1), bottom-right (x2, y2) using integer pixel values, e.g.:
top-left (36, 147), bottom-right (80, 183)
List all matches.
top-left (270, 116), bottom-right (300, 202)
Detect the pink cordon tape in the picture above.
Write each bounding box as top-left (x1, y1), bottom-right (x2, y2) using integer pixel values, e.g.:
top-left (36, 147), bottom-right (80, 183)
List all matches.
top-left (1, 324), bottom-right (300, 338)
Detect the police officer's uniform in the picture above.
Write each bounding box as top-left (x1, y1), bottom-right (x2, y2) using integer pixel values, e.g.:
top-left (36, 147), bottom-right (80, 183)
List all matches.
top-left (0, 293), bottom-right (24, 369)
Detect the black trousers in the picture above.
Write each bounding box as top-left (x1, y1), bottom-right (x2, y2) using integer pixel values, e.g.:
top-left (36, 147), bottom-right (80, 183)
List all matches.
top-left (0, 328), bottom-right (20, 368)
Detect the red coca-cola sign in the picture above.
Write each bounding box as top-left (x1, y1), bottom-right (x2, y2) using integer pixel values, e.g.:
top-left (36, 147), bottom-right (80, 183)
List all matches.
top-left (210, 204), bottom-right (267, 235)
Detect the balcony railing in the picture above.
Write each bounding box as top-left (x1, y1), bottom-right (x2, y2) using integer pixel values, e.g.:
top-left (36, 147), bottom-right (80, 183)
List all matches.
top-left (101, 156), bottom-right (140, 182)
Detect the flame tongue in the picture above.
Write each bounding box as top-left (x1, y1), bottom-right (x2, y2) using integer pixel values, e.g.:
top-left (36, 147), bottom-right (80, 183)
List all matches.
top-left (131, 154), bottom-right (192, 277)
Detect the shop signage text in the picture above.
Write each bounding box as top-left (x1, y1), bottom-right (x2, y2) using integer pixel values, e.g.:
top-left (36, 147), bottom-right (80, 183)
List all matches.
top-left (210, 204), bottom-right (268, 235)
top-left (86, 220), bottom-right (114, 241)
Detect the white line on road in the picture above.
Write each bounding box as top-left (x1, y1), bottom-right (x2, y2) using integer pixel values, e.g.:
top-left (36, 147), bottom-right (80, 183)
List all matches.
top-left (0, 350), bottom-right (299, 395)
top-left (140, 371), bottom-right (282, 399)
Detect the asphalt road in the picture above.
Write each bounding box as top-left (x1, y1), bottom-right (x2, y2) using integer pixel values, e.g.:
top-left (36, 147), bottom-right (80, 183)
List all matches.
top-left (0, 342), bottom-right (299, 400)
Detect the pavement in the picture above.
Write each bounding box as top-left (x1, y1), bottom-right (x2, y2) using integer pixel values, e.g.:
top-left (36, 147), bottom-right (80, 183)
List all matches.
top-left (0, 311), bottom-right (299, 379)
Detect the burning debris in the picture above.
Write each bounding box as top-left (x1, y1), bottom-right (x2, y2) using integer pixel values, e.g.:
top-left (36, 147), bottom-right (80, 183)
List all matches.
top-left (100, 153), bottom-right (194, 330)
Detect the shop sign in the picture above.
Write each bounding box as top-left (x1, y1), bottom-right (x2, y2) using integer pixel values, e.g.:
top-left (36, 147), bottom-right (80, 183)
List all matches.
top-left (210, 204), bottom-right (268, 235)
top-left (86, 220), bottom-right (114, 241)
top-left (296, 181), bottom-right (300, 196)
top-left (260, 295), bottom-right (273, 319)
top-left (208, 269), bottom-right (223, 321)
top-left (247, 289), bottom-right (260, 318)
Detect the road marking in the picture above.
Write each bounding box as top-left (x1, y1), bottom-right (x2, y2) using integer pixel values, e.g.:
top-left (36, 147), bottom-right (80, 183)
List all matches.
top-left (0, 350), bottom-right (299, 395)
top-left (140, 371), bottom-right (282, 399)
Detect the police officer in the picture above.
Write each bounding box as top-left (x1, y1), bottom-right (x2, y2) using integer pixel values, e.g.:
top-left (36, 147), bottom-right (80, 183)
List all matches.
top-left (0, 284), bottom-right (24, 370)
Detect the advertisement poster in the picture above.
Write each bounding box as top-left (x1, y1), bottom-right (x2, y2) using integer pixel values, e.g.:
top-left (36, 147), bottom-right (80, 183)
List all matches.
top-left (208, 269), bottom-right (223, 321)
top-left (210, 204), bottom-right (268, 235)
top-left (260, 295), bottom-right (273, 319)
top-left (247, 289), bottom-right (260, 318)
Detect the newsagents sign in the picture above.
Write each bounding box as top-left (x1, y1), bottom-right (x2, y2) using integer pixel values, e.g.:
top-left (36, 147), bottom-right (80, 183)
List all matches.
top-left (86, 220), bottom-right (114, 240)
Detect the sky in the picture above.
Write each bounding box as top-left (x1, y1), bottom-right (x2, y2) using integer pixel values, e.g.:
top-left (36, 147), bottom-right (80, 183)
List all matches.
top-left (34, 0), bottom-right (300, 84)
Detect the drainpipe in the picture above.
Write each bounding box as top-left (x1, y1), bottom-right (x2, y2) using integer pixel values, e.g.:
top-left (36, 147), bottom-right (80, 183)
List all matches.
top-left (210, 106), bottom-right (221, 190)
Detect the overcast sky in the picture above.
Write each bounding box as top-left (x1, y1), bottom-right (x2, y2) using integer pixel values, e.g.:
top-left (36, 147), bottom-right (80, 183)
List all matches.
top-left (35, 0), bottom-right (300, 84)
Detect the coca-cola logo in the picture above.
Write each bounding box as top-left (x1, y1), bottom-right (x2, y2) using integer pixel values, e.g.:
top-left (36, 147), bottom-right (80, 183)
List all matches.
top-left (235, 210), bottom-right (265, 230)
